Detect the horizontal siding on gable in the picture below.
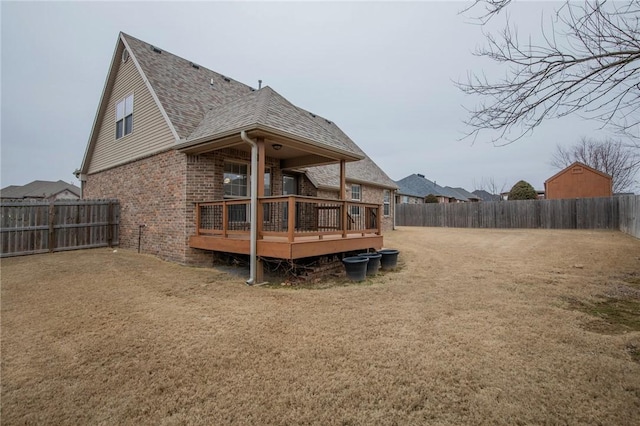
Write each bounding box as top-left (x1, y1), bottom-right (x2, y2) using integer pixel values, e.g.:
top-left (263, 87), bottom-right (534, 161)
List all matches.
top-left (88, 43), bottom-right (175, 174)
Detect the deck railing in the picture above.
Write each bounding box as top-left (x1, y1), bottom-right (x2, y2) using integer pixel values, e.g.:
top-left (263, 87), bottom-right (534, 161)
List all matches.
top-left (195, 196), bottom-right (382, 242)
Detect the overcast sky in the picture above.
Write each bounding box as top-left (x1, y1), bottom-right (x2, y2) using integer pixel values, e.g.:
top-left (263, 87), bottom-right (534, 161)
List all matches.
top-left (1, 0), bottom-right (618, 193)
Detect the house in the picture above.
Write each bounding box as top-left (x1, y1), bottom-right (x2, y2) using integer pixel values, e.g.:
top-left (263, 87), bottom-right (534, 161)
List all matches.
top-left (77, 32), bottom-right (397, 279)
top-left (472, 189), bottom-right (501, 202)
top-left (444, 187), bottom-right (481, 202)
top-left (544, 162), bottom-right (612, 199)
top-left (396, 174), bottom-right (449, 204)
top-left (0, 180), bottom-right (81, 201)
top-left (395, 174), bottom-right (476, 203)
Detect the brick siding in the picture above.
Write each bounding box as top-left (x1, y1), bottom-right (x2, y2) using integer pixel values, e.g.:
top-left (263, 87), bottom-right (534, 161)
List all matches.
top-left (85, 148), bottom-right (394, 264)
top-left (83, 150), bottom-right (192, 263)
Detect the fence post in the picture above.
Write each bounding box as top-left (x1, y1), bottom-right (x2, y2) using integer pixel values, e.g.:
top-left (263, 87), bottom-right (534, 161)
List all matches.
top-left (48, 200), bottom-right (55, 253)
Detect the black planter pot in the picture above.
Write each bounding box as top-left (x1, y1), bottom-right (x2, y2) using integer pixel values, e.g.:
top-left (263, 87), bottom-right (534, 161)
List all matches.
top-left (342, 256), bottom-right (369, 281)
top-left (378, 249), bottom-right (399, 270)
top-left (357, 252), bottom-right (382, 276)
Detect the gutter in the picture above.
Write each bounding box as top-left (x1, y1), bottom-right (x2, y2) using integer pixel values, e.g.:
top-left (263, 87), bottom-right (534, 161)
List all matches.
top-left (240, 131), bottom-right (258, 285)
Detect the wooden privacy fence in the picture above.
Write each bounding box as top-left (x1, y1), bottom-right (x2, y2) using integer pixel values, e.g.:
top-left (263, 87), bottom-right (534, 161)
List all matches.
top-left (396, 195), bottom-right (639, 237)
top-left (618, 195), bottom-right (640, 238)
top-left (1, 199), bottom-right (120, 258)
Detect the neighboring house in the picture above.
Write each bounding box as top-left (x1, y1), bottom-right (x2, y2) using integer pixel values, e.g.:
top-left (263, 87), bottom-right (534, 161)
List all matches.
top-left (0, 180), bottom-right (81, 201)
top-left (395, 174), bottom-right (476, 203)
top-left (544, 162), bottom-right (612, 200)
top-left (396, 174), bottom-right (449, 204)
top-left (472, 189), bottom-right (501, 202)
top-left (77, 32), bottom-right (397, 272)
top-left (444, 187), bottom-right (481, 203)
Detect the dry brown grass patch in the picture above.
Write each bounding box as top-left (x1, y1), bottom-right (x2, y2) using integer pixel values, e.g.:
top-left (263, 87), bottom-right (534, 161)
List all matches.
top-left (2, 228), bottom-right (640, 424)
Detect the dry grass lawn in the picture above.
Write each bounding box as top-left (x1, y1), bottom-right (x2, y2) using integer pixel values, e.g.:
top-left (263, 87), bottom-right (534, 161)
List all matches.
top-left (2, 227), bottom-right (640, 425)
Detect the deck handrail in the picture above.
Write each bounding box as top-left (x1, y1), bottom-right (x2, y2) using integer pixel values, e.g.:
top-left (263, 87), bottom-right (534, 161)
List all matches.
top-left (195, 196), bottom-right (382, 241)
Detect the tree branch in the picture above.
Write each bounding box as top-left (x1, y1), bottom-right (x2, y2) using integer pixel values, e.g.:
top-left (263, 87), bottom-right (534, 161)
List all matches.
top-left (459, 0), bottom-right (640, 144)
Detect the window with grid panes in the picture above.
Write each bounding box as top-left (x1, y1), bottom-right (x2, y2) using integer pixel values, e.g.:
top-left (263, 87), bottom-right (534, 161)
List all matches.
top-left (350, 184), bottom-right (361, 215)
top-left (116, 94), bottom-right (133, 139)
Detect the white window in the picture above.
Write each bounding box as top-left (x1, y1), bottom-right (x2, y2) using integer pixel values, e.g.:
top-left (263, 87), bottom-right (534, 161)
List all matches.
top-left (264, 168), bottom-right (271, 196)
top-left (223, 162), bottom-right (248, 197)
top-left (401, 195), bottom-right (409, 204)
top-left (350, 184), bottom-right (361, 215)
top-left (116, 94), bottom-right (134, 139)
top-left (383, 190), bottom-right (390, 216)
top-left (224, 162), bottom-right (250, 223)
top-left (263, 168), bottom-right (272, 221)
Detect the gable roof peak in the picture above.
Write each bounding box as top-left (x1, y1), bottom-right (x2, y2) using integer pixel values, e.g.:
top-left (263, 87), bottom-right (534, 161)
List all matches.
top-left (545, 161), bottom-right (612, 183)
top-left (120, 32), bottom-right (257, 139)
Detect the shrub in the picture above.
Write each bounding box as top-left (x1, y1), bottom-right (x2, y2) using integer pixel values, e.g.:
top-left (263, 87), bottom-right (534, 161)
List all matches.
top-left (424, 194), bottom-right (439, 203)
top-left (508, 180), bottom-right (537, 200)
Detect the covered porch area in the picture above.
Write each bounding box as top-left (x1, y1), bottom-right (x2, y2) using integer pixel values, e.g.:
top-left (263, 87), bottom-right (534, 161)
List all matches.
top-left (174, 90), bottom-right (386, 280)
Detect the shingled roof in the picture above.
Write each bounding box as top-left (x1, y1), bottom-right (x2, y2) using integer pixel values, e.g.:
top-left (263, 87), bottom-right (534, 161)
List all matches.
top-left (444, 187), bottom-right (481, 202)
top-left (186, 86), bottom-right (360, 156)
top-left (472, 189), bottom-right (501, 201)
top-left (395, 174), bottom-right (449, 198)
top-left (122, 33), bottom-right (254, 139)
top-left (119, 33), bottom-right (394, 189)
top-left (1, 180), bottom-right (80, 199)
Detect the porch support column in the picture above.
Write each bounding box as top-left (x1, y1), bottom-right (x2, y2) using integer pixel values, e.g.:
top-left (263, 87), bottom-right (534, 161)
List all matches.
top-left (257, 137), bottom-right (266, 199)
top-left (256, 137), bottom-right (266, 283)
top-left (339, 160), bottom-right (346, 200)
top-left (340, 160), bottom-right (347, 238)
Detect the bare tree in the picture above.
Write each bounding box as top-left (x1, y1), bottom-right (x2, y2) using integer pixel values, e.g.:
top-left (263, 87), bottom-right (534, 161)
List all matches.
top-left (473, 176), bottom-right (507, 196)
top-left (458, 0), bottom-right (640, 144)
top-left (551, 137), bottom-right (640, 192)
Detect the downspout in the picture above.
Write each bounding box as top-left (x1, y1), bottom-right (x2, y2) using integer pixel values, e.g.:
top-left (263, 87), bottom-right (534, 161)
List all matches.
top-left (240, 131), bottom-right (258, 285)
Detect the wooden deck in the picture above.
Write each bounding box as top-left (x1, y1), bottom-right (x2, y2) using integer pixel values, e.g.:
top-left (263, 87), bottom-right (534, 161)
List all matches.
top-left (190, 233), bottom-right (383, 259)
top-left (189, 196), bottom-right (384, 259)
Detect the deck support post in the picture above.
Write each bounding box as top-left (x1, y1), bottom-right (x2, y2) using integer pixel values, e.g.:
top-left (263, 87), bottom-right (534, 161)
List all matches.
top-left (256, 257), bottom-right (264, 283)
